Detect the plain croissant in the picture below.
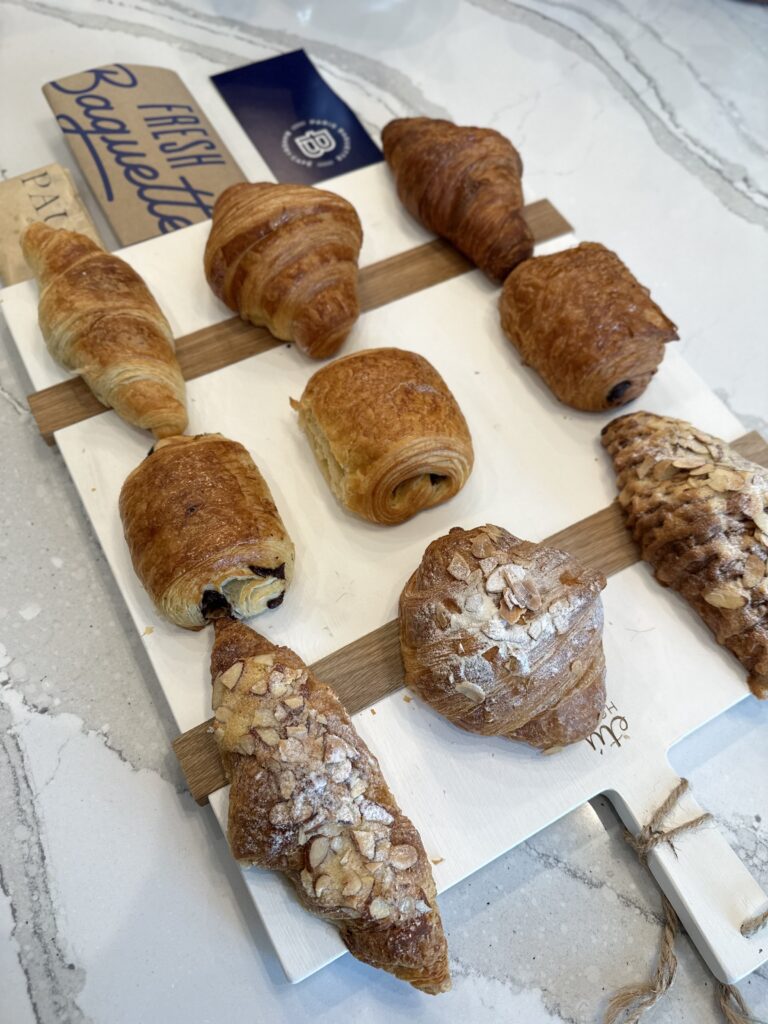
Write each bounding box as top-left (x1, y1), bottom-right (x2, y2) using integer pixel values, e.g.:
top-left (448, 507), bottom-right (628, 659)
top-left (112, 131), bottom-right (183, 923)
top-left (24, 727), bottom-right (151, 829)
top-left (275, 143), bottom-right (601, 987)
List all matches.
top-left (400, 525), bottom-right (607, 749)
top-left (21, 222), bottom-right (186, 437)
top-left (602, 412), bottom-right (768, 698)
top-left (381, 117), bottom-right (533, 282)
top-left (211, 616), bottom-right (451, 993)
top-left (204, 182), bottom-right (363, 359)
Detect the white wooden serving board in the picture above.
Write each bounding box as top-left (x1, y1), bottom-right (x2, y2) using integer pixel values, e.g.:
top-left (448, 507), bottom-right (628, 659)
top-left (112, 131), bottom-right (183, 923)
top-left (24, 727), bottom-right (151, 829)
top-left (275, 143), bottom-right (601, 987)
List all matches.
top-left (2, 161), bottom-right (767, 985)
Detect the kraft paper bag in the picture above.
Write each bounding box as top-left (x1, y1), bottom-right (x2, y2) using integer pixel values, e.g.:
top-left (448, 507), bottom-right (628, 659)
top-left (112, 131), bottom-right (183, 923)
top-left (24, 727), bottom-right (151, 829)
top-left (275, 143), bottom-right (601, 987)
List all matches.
top-left (43, 64), bottom-right (245, 246)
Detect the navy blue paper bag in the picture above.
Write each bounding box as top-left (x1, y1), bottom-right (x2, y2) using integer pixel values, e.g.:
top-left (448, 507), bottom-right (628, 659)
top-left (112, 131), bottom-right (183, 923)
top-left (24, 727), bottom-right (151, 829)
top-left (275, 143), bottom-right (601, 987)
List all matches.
top-left (211, 50), bottom-right (382, 185)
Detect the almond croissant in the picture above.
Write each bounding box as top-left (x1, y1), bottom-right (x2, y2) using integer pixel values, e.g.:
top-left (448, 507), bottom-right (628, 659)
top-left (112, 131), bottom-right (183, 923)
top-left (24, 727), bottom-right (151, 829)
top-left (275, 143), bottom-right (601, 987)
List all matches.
top-left (381, 117), bottom-right (533, 282)
top-left (400, 525), bottom-right (607, 749)
top-left (602, 412), bottom-right (768, 697)
top-left (22, 222), bottom-right (186, 438)
top-left (204, 182), bottom-right (363, 359)
top-left (211, 616), bottom-right (450, 993)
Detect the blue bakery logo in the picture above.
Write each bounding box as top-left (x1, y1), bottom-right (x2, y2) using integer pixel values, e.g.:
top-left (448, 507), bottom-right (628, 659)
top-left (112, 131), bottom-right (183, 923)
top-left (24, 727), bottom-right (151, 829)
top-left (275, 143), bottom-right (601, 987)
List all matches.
top-left (282, 118), bottom-right (351, 169)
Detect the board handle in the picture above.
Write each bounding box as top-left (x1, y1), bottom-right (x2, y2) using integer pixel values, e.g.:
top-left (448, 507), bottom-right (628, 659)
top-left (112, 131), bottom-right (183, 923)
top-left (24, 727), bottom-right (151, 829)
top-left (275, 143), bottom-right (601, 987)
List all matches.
top-left (606, 762), bottom-right (768, 984)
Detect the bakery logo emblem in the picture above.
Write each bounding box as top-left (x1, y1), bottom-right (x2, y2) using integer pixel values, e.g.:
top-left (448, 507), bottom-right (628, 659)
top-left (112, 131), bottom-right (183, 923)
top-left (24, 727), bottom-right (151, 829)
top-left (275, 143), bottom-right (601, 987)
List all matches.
top-left (584, 701), bottom-right (630, 756)
top-left (282, 118), bottom-right (351, 169)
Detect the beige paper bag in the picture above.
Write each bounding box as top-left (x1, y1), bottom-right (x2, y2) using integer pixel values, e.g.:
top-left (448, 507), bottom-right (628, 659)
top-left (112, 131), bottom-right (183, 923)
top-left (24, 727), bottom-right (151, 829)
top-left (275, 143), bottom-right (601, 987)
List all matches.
top-left (43, 64), bottom-right (245, 246)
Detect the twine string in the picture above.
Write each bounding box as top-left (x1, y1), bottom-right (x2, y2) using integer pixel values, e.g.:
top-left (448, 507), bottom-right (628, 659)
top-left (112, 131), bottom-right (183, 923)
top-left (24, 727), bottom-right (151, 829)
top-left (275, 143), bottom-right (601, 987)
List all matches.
top-left (604, 778), bottom-right (764, 1024)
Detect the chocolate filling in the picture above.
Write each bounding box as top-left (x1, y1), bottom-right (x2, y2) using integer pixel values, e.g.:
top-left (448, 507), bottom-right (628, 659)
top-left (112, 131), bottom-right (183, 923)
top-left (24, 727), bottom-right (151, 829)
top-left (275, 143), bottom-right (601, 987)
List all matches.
top-left (249, 563), bottom-right (286, 580)
top-left (429, 474), bottom-right (447, 486)
top-left (606, 380), bottom-right (632, 405)
top-left (267, 593), bottom-right (285, 610)
top-left (200, 589), bottom-right (231, 620)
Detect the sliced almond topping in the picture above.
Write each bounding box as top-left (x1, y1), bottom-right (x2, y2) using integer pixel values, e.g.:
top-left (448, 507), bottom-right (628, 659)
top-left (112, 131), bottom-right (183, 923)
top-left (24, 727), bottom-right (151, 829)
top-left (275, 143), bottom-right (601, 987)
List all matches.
top-left (415, 899), bottom-right (431, 915)
top-left (256, 727), bottom-right (280, 747)
top-left (330, 835), bottom-right (345, 853)
top-left (314, 874), bottom-right (333, 897)
top-left (704, 585), bottom-right (748, 610)
top-left (359, 800), bottom-right (394, 824)
top-left (471, 533), bottom-right (495, 559)
top-left (214, 706), bottom-right (233, 724)
top-left (240, 661), bottom-right (268, 695)
top-left (342, 873), bottom-right (362, 897)
top-left (352, 830), bottom-right (376, 860)
top-left (635, 457), bottom-right (654, 480)
top-left (455, 680), bottom-right (485, 702)
top-left (689, 463), bottom-right (715, 477)
top-left (652, 459), bottom-right (676, 481)
top-left (278, 737), bottom-right (304, 761)
top-left (218, 662), bottom-right (243, 689)
top-left (433, 604), bottom-right (451, 630)
top-left (309, 836), bottom-right (330, 869)
top-left (235, 734), bottom-right (256, 755)
top-left (753, 510), bottom-right (768, 534)
top-left (499, 603), bottom-right (523, 625)
top-left (283, 695), bottom-right (304, 710)
top-left (286, 725), bottom-right (308, 739)
top-left (279, 771), bottom-right (295, 799)
top-left (742, 553), bottom-right (766, 589)
top-left (503, 587), bottom-right (520, 609)
top-left (348, 776), bottom-right (366, 800)
top-left (570, 659), bottom-right (584, 676)
top-left (672, 457), bottom-right (707, 470)
top-left (685, 437), bottom-right (710, 455)
top-left (251, 709), bottom-right (276, 728)
top-left (324, 735), bottom-right (354, 764)
top-left (369, 897), bottom-right (391, 920)
top-left (269, 801), bottom-right (292, 826)
top-left (447, 552), bottom-right (470, 580)
top-left (390, 844), bottom-right (418, 871)
top-left (479, 555), bottom-right (499, 576)
top-left (707, 467), bottom-right (748, 493)
top-left (330, 759), bottom-right (352, 784)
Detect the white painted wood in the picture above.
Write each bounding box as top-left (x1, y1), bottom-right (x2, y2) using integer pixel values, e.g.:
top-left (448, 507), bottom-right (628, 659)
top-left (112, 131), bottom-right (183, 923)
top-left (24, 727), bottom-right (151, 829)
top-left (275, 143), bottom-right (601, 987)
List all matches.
top-left (2, 165), bottom-right (765, 985)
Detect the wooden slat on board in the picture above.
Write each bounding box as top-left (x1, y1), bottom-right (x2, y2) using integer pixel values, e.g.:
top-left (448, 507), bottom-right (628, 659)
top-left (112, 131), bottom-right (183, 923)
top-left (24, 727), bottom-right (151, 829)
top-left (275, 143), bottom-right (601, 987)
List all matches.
top-left (27, 199), bottom-right (572, 443)
top-left (172, 430), bottom-right (768, 806)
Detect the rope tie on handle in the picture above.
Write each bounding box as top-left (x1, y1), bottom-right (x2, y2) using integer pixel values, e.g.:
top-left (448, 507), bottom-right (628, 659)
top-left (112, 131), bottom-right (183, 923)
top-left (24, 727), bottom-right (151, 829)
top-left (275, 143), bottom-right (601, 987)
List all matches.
top-left (603, 779), bottom-right (764, 1024)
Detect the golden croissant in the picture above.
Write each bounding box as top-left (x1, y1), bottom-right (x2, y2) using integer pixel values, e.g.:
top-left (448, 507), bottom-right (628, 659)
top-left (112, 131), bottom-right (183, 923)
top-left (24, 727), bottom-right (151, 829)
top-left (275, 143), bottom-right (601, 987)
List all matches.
top-left (211, 616), bottom-right (451, 993)
top-left (204, 182), bottom-right (363, 359)
top-left (22, 222), bottom-right (186, 437)
top-left (381, 117), bottom-right (533, 282)
top-left (400, 525), bottom-right (607, 749)
top-left (119, 434), bottom-right (294, 630)
top-left (602, 412), bottom-right (768, 697)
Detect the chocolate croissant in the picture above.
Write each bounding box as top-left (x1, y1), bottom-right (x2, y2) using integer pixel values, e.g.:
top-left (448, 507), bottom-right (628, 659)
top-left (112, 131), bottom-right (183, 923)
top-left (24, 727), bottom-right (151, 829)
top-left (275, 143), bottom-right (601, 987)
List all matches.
top-left (119, 434), bottom-right (294, 630)
top-left (381, 117), bottom-right (533, 282)
top-left (500, 242), bottom-right (678, 411)
top-left (292, 347), bottom-right (474, 525)
top-left (211, 616), bottom-right (450, 993)
top-left (602, 412), bottom-right (768, 697)
top-left (399, 525), bottom-right (607, 749)
top-left (22, 222), bottom-right (187, 437)
top-left (204, 182), bottom-right (363, 359)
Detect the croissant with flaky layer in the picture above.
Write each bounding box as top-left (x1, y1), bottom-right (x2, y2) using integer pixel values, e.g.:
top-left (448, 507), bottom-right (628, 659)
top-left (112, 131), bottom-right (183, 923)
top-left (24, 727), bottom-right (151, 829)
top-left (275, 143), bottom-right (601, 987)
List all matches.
top-left (204, 182), bottom-right (363, 359)
top-left (381, 117), bottom-right (533, 282)
top-left (211, 617), bottom-right (450, 993)
top-left (22, 222), bottom-right (186, 437)
top-left (500, 243), bottom-right (678, 412)
top-left (400, 525), bottom-right (607, 750)
top-left (292, 347), bottom-right (474, 525)
top-left (602, 412), bottom-right (768, 697)
top-left (119, 434), bottom-right (294, 630)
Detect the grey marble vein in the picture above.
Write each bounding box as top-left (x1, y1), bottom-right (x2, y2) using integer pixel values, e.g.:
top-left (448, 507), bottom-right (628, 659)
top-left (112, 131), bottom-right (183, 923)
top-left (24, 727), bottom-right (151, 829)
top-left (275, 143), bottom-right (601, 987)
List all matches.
top-left (0, 700), bottom-right (88, 1024)
top-left (467, 0), bottom-right (768, 229)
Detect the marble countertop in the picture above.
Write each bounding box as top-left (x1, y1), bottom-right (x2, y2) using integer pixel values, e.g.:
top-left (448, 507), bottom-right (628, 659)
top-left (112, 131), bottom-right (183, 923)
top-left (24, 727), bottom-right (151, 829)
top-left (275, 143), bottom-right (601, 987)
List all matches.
top-left (1, 1), bottom-right (767, 1021)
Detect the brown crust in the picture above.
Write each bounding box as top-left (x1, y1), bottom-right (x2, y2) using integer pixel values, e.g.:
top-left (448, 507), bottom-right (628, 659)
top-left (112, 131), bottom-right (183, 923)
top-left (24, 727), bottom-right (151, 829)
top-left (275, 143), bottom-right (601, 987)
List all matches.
top-left (211, 617), bottom-right (450, 994)
top-left (21, 222), bottom-right (187, 437)
top-left (381, 117), bottom-right (533, 282)
top-left (203, 182), bottom-right (363, 359)
top-left (399, 525), bottom-right (607, 749)
top-left (119, 434), bottom-right (294, 630)
top-left (293, 347), bottom-right (474, 525)
top-left (499, 242), bottom-right (678, 412)
top-left (602, 412), bottom-right (768, 697)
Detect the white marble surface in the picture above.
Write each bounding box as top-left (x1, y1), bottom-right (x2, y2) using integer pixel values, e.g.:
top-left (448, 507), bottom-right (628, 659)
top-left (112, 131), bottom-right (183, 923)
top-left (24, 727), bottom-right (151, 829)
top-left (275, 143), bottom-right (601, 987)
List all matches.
top-left (1, 1), bottom-right (767, 1021)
